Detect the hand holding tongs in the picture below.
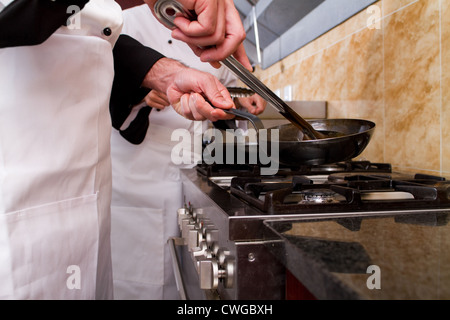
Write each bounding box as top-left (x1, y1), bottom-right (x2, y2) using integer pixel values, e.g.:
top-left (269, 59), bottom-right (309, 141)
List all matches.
top-left (154, 0), bottom-right (326, 140)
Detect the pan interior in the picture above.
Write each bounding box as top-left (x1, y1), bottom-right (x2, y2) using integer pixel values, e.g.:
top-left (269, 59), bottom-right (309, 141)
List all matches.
top-left (266, 119), bottom-right (375, 142)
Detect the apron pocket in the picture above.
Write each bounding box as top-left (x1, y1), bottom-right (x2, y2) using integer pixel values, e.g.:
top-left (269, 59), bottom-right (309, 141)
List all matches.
top-left (0, 194), bottom-right (100, 300)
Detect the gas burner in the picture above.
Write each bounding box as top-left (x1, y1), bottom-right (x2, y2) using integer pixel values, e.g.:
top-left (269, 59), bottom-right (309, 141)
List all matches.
top-left (300, 189), bottom-right (340, 204)
top-left (228, 166), bottom-right (450, 214)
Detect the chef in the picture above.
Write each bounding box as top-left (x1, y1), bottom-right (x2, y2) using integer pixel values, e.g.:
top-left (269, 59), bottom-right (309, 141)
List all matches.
top-left (109, 2), bottom-right (266, 299)
top-left (0, 0), bottom-right (248, 299)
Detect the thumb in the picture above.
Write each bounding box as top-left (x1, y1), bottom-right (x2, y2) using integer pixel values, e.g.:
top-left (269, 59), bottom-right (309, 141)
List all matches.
top-left (202, 78), bottom-right (234, 110)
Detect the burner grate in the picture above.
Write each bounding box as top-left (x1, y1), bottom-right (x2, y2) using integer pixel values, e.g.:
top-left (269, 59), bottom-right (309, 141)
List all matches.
top-left (230, 172), bottom-right (450, 214)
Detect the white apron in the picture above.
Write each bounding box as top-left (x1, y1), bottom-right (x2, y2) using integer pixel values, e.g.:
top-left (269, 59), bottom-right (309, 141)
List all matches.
top-left (0, 0), bottom-right (123, 299)
top-left (110, 4), bottom-right (237, 300)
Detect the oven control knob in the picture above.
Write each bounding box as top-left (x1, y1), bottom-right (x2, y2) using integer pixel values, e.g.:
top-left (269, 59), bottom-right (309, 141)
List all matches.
top-left (180, 216), bottom-right (194, 229)
top-left (181, 218), bottom-right (195, 241)
top-left (211, 242), bottom-right (220, 257)
top-left (196, 228), bottom-right (205, 244)
top-left (204, 229), bottom-right (219, 247)
top-left (219, 257), bottom-right (235, 289)
top-left (187, 229), bottom-right (200, 251)
top-left (216, 247), bottom-right (231, 265)
top-left (191, 240), bottom-right (211, 258)
top-left (191, 239), bottom-right (206, 255)
top-left (193, 254), bottom-right (210, 274)
top-left (194, 217), bottom-right (211, 228)
top-left (192, 208), bottom-right (204, 220)
top-left (198, 257), bottom-right (235, 290)
top-left (198, 259), bottom-right (219, 290)
top-left (197, 221), bottom-right (214, 234)
top-left (196, 225), bottom-right (213, 244)
top-left (177, 208), bottom-right (190, 227)
top-left (188, 228), bottom-right (216, 252)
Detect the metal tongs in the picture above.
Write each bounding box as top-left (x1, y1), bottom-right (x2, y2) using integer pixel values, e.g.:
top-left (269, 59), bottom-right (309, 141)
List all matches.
top-left (154, 0), bottom-right (326, 140)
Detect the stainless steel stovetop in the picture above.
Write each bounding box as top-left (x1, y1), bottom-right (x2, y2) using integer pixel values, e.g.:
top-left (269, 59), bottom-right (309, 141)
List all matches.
top-left (172, 161), bottom-right (450, 300)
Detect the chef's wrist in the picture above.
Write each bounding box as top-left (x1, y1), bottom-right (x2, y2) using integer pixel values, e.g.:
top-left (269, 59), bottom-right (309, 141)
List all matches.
top-left (142, 58), bottom-right (188, 94)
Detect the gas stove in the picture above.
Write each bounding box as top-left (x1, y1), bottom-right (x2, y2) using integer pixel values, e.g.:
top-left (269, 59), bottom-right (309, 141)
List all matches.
top-left (196, 161), bottom-right (450, 216)
top-left (170, 161), bottom-right (450, 300)
top-left (229, 167), bottom-right (449, 215)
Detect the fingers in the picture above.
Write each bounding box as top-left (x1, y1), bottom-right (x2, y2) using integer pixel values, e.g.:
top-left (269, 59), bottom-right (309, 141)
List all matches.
top-left (230, 44), bottom-right (253, 71)
top-left (144, 90), bottom-right (170, 109)
top-left (171, 0), bottom-right (224, 43)
top-left (169, 0), bottom-right (250, 68)
top-left (146, 58), bottom-right (236, 122)
top-left (174, 0), bottom-right (219, 37)
top-left (204, 77), bottom-right (234, 109)
top-left (236, 95), bottom-right (267, 115)
top-left (196, 1), bottom-right (251, 70)
top-left (173, 93), bottom-right (235, 121)
top-left (167, 67), bottom-right (234, 111)
top-left (250, 95), bottom-right (267, 115)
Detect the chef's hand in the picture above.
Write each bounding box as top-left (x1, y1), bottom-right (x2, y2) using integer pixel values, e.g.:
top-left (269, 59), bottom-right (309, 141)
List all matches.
top-left (235, 94), bottom-right (267, 115)
top-left (144, 90), bottom-right (170, 110)
top-left (145, 0), bottom-right (252, 71)
top-left (142, 57), bottom-right (235, 121)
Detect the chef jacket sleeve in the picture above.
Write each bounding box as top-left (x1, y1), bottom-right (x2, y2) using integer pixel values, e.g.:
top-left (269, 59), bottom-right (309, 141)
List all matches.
top-left (110, 34), bottom-right (165, 145)
top-left (0, 0), bottom-right (89, 48)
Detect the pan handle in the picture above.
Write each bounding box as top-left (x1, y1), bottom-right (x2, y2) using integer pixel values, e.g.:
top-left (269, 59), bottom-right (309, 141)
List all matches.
top-left (168, 237), bottom-right (189, 300)
top-left (219, 108), bottom-right (265, 133)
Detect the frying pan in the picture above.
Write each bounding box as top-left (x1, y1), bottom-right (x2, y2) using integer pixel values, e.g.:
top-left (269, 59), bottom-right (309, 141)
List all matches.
top-left (210, 110), bottom-right (376, 167)
top-left (263, 118), bottom-right (376, 166)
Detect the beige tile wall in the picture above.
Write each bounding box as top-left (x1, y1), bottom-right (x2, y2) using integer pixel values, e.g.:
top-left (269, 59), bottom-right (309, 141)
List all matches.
top-left (253, 0), bottom-right (449, 177)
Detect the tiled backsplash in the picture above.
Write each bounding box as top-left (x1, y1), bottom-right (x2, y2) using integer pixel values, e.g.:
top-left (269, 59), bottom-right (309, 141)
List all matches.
top-left (253, 0), bottom-right (449, 177)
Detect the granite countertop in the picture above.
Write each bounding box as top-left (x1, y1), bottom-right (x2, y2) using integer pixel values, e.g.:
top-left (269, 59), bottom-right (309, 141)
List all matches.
top-left (264, 211), bottom-right (450, 300)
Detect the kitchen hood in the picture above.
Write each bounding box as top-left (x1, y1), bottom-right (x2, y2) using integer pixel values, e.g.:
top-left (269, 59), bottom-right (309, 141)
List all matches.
top-left (234, 0), bottom-right (377, 69)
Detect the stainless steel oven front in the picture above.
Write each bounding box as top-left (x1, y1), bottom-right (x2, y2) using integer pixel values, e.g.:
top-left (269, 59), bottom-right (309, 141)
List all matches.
top-left (169, 170), bottom-right (286, 300)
